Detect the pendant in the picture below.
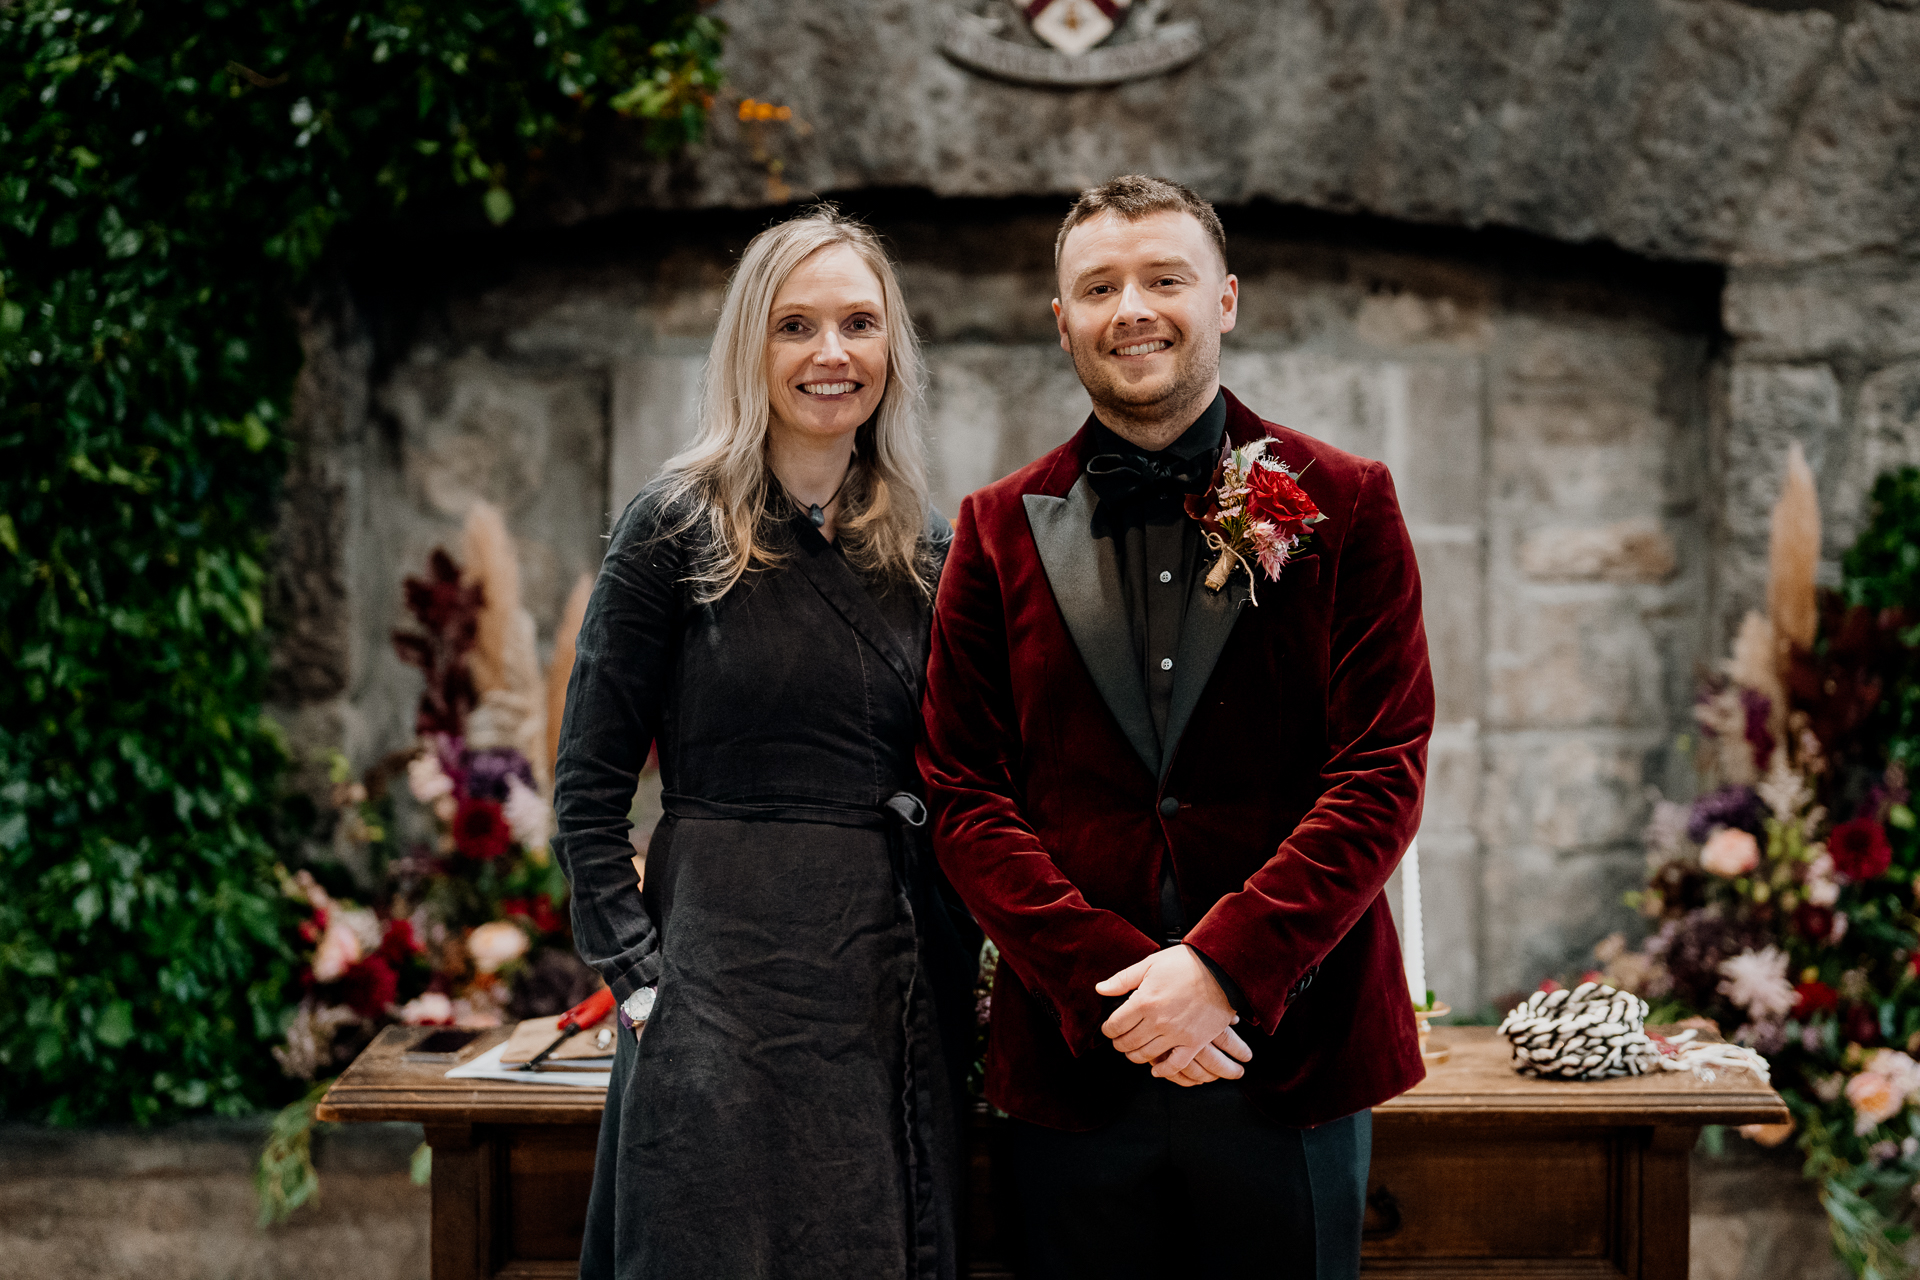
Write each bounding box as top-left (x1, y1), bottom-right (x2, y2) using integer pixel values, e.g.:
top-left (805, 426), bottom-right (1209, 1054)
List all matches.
top-left (808, 504), bottom-right (825, 528)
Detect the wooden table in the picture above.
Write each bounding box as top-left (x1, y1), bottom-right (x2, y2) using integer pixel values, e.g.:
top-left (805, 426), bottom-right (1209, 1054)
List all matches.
top-left (318, 1024), bottom-right (1788, 1279)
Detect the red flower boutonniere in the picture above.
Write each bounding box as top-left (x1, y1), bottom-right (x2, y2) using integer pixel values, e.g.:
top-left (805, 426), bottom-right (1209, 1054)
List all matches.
top-left (1183, 437), bottom-right (1325, 605)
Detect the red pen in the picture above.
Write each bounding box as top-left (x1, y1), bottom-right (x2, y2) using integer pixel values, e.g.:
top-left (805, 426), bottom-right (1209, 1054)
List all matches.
top-left (516, 988), bottom-right (617, 1071)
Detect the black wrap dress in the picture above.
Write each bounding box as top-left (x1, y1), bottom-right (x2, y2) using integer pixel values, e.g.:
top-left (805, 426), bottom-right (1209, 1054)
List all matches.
top-left (555, 484), bottom-right (978, 1280)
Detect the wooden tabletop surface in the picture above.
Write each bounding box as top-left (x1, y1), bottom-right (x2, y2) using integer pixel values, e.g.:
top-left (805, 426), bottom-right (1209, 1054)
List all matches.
top-left (1381, 1024), bottom-right (1790, 1127)
top-left (317, 1023), bottom-right (1789, 1129)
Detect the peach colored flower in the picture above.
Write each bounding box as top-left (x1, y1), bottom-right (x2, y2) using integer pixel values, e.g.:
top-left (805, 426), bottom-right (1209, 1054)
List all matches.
top-left (311, 918), bottom-right (363, 983)
top-left (468, 921), bottom-right (529, 974)
top-left (399, 993), bottom-right (455, 1025)
top-left (1701, 827), bottom-right (1761, 877)
top-left (1848, 1071), bottom-right (1905, 1135)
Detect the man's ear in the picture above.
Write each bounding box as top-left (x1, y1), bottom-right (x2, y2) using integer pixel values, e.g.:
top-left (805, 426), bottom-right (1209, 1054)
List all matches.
top-left (1053, 297), bottom-right (1070, 353)
top-left (1218, 274), bottom-right (1240, 336)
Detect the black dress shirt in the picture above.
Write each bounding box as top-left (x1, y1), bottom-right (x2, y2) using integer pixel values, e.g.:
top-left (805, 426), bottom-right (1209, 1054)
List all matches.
top-left (1084, 392), bottom-right (1246, 1013)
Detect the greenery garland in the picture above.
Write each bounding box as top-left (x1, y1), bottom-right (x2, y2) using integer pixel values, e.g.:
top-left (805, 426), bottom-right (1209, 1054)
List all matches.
top-left (0, 0), bottom-right (721, 1125)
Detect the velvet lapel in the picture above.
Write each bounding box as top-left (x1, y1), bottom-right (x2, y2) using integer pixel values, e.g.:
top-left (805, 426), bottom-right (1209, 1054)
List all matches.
top-left (1023, 476), bottom-right (1159, 776)
top-left (788, 520), bottom-right (920, 699)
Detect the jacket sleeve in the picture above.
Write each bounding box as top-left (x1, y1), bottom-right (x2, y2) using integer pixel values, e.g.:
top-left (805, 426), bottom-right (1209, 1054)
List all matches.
top-left (1183, 461), bottom-right (1434, 1033)
top-left (918, 494), bottom-right (1160, 1057)
top-left (552, 489), bottom-right (683, 1004)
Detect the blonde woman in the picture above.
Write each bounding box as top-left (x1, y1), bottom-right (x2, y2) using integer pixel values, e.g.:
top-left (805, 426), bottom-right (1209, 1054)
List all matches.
top-left (555, 207), bottom-right (978, 1280)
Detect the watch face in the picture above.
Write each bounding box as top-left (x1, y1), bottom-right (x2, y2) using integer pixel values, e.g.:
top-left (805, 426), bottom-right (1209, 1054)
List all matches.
top-left (624, 987), bottom-right (657, 1022)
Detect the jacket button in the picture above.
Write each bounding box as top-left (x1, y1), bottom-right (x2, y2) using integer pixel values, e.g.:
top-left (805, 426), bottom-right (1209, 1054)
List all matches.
top-left (1158, 796), bottom-right (1179, 817)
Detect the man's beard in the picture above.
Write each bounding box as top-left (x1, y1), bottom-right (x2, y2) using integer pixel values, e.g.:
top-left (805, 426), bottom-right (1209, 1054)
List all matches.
top-left (1068, 330), bottom-right (1218, 426)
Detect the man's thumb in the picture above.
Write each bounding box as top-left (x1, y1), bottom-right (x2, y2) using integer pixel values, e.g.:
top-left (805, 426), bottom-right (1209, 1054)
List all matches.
top-left (1094, 956), bottom-right (1151, 996)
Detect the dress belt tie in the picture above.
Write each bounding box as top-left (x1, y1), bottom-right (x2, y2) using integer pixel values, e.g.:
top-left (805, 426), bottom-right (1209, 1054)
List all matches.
top-left (660, 791), bottom-right (927, 830)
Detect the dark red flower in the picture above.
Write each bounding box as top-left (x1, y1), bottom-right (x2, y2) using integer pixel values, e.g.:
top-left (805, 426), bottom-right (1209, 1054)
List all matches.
top-left (453, 797), bottom-right (512, 860)
top-left (338, 955), bottom-right (398, 1020)
top-left (1245, 462), bottom-right (1322, 541)
top-left (501, 895), bottom-right (565, 937)
top-left (1793, 903), bottom-right (1836, 943)
top-left (1829, 817), bottom-right (1893, 883)
top-left (1792, 981), bottom-right (1839, 1019)
top-left (380, 917), bottom-right (424, 965)
top-left (1844, 1001), bottom-right (1882, 1047)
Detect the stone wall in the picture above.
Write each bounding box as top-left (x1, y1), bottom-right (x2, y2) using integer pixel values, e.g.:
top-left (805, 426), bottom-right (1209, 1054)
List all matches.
top-left (281, 200), bottom-right (1722, 1010)
top-left (270, 0), bottom-right (1920, 1007)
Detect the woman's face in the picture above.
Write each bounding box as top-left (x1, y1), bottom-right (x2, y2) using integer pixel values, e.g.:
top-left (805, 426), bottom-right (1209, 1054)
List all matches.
top-left (764, 243), bottom-right (889, 448)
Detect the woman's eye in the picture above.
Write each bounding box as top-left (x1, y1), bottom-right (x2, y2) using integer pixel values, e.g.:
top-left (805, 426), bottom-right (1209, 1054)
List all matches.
top-left (847, 318), bottom-right (875, 332)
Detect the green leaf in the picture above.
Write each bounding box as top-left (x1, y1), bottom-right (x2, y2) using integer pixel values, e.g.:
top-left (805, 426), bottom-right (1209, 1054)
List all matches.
top-left (96, 1001), bottom-right (135, 1048)
top-left (483, 186), bottom-right (514, 225)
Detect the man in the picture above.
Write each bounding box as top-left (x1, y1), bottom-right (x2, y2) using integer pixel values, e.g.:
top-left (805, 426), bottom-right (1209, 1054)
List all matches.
top-left (917, 176), bottom-right (1432, 1278)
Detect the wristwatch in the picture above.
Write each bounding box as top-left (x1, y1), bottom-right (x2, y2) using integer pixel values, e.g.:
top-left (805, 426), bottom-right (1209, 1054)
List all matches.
top-left (623, 986), bottom-right (657, 1024)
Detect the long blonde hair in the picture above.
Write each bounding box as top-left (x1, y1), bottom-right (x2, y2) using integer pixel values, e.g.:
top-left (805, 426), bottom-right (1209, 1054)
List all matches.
top-left (655, 206), bottom-right (933, 602)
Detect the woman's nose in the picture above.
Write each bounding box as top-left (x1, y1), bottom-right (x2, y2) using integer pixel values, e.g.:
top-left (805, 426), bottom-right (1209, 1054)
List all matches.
top-left (815, 328), bottom-right (850, 367)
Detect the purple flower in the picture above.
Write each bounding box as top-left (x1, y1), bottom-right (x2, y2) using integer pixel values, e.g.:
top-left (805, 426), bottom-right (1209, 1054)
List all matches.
top-left (463, 746), bottom-right (534, 803)
top-left (1687, 785), bottom-right (1766, 844)
top-left (1740, 689), bottom-right (1774, 771)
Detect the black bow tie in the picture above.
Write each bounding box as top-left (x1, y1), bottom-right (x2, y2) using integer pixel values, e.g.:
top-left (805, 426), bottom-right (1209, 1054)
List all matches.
top-left (1086, 450), bottom-right (1213, 526)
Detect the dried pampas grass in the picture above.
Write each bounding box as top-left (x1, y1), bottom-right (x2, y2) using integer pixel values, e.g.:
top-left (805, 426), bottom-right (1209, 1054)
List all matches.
top-left (1767, 440), bottom-right (1820, 654)
top-left (545, 574), bottom-right (593, 784)
top-left (460, 502), bottom-right (548, 787)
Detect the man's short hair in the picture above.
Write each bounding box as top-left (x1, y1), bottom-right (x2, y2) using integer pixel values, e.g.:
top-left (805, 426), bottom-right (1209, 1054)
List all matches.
top-left (1053, 175), bottom-right (1228, 274)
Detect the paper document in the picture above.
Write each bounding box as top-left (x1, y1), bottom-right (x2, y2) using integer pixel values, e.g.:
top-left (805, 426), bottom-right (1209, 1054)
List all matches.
top-left (445, 1039), bottom-right (612, 1089)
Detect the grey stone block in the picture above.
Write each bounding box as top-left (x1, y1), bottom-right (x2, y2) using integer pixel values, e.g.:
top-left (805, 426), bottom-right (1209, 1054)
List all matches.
top-left (1828, 358), bottom-right (1920, 554)
top-left (1414, 537), bottom-right (1485, 727)
top-left (609, 354), bottom-right (706, 516)
top-left (1519, 519), bottom-right (1679, 584)
top-left (1726, 263), bottom-right (1920, 362)
top-left (1740, 6), bottom-right (1920, 266)
top-left (1487, 594), bottom-right (1671, 731)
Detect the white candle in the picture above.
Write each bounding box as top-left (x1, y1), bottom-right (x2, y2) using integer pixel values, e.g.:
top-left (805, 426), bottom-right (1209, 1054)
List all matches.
top-left (1402, 836), bottom-right (1427, 1007)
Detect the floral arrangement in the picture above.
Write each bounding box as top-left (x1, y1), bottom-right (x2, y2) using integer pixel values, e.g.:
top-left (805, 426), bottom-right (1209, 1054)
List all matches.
top-left (259, 503), bottom-right (598, 1221)
top-left (1185, 437), bottom-right (1324, 604)
top-left (1581, 452), bottom-right (1920, 1278)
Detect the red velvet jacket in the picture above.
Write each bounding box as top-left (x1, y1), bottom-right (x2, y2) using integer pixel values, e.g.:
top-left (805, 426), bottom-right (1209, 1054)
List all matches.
top-left (918, 389), bottom-right (1432, 1132)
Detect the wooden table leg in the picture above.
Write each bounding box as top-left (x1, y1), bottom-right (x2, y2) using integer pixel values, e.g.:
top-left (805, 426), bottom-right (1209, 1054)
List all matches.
top-left (425, 1122), bottom-right (495, 1280)
top-left (1638, 1126), bottom-right (1698, 1280)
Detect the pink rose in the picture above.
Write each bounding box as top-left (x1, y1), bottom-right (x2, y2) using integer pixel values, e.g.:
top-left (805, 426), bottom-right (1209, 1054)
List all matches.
top-left (1700, 827), bottom-right (1761, 877)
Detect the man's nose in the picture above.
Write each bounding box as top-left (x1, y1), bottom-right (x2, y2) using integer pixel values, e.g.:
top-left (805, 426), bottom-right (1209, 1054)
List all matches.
top-left (1115, 282), bottom-right (1156, 325)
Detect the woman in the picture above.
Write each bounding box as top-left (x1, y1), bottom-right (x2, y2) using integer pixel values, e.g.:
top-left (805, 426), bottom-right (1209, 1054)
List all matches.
top-left (555, 207), bottom-right (978, 1280)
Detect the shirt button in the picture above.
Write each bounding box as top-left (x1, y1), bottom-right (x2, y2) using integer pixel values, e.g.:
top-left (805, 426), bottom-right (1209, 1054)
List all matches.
top-left (1159, 796), bottom-right (1179, 817)
top-left (1159, 570), bottom-right (1173, 584)
top-left (1160, 657), bottom-right (1173, 671)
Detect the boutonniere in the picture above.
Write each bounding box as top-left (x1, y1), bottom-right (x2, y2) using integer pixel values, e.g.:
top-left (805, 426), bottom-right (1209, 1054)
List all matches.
top-left (1183, 437), bottom-right (1325, 606)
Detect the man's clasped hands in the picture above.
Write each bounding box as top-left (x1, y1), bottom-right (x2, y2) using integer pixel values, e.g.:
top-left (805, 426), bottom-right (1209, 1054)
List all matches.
top-left (1095, 945), bottom-right (1253, 1087)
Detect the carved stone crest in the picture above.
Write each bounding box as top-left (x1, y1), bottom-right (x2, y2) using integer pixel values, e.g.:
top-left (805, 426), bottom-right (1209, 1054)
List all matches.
top-left (940, 0), bottom-right (1205, 89)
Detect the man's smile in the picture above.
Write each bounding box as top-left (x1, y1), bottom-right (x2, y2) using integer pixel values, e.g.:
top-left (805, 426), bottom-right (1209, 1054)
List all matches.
top-left (1112, 339), bottom-right (1173, 358)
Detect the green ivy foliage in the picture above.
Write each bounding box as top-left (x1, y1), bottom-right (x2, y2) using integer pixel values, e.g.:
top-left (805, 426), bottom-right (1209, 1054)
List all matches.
top-left (0, 0), bottom-right (721, 1125)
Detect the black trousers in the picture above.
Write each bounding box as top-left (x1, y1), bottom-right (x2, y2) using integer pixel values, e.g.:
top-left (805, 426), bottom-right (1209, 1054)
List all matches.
top-left (1007, 1078), bottom-right (1370, 1279)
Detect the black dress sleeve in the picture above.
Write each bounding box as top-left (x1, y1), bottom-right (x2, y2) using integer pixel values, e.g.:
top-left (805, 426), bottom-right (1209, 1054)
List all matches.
top-left (553, 485), bottom-right (687, 1003)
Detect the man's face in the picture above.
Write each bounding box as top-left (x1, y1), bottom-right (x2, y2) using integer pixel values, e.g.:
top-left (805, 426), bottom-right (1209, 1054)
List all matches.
top-left (1052, 208), bottom-right (1238, 426)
